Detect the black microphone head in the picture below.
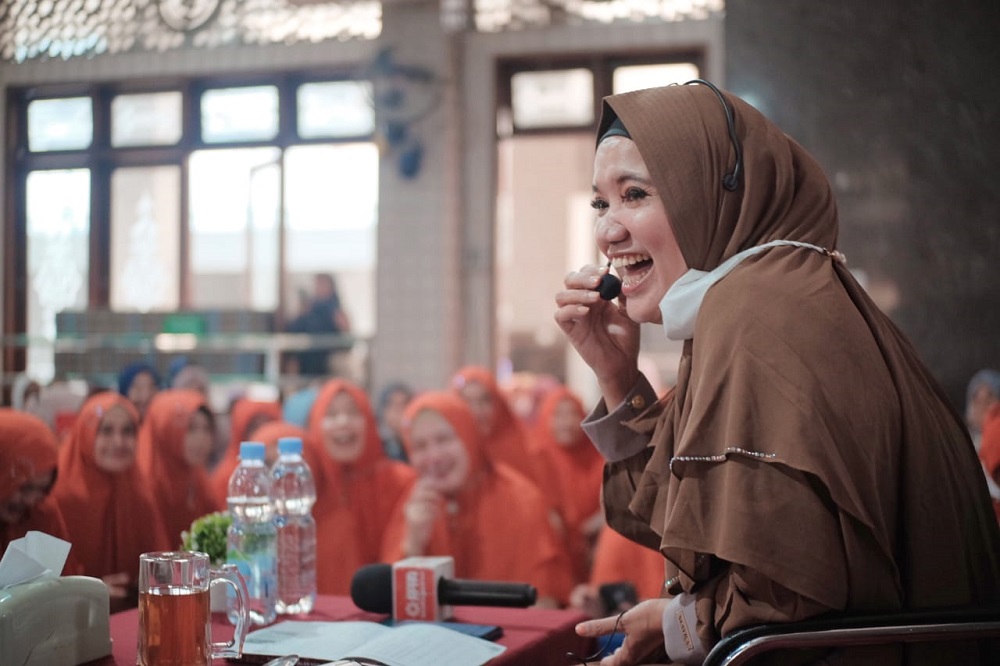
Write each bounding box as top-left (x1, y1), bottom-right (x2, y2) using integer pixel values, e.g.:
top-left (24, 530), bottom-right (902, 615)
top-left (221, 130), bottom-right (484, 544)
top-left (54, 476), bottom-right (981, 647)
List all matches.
top-left (596, 272), bottom-right (622, 301)
top-left (351, 563), bottom-right (393, 613)
top-left (722, 172), bottom-right (739, 191)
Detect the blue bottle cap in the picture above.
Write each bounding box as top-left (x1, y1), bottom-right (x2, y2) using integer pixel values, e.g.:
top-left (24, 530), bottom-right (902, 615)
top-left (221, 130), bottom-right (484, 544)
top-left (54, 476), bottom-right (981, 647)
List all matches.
top-left (239, 441), bottom-right (266, 461)
top-left (277, 437), bottom-right (303, 456)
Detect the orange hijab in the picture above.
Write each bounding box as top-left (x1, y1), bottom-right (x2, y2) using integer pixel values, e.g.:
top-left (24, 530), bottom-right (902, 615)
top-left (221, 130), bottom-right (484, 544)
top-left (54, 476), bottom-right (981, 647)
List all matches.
top-left (450, 366), bottom-right (537, 482)
top-left (382, 391), bottom-right (573, 604)
top-left (531, 387), bottom-right (604, 583)
top-left (246, 420), bottom-right (323, 472)
top-left (137, 389), bottom-right (221, 548)
top-left (306, 380), bottom-right (415, 594)
top-left (0, 409), bottom-right (72, 556)
top-left (589, 525), bottom-right (665, 602)
top-left (210, 398), bottom-right (282, 505)
top-left (50, 392), bottom-right (171, 583)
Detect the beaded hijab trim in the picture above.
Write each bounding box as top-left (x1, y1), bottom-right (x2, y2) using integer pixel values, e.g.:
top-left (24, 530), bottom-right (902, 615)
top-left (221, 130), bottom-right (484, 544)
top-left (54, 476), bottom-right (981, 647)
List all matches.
top-left (669, 446), bottom-right (778, 473)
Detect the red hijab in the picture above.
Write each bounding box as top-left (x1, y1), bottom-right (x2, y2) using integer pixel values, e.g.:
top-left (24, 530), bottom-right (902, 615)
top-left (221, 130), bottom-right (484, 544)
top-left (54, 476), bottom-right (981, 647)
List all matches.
top-left (137, 389), bottom-right (221, 548)
top-left (450, 366), bottom-right (537, 482)
top-left (531, 387), bottom-right (604, 582)
top-left (306, 379), bottom-right (415, 594)
top-left (382, 391), bottom-right (574, 604)
top-left (210, 398), bottom-right (282, 505)
top-left (50, 392), bottom-right (170, 584)
top-left (0, 409), bottom-right (72, 556)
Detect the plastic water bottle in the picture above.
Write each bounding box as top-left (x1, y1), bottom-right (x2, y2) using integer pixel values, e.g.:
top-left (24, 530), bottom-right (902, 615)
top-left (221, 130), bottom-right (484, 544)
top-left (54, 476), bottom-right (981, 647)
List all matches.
top-left (227, 441), bottom-right (277, 626)
top-left (271, 436), bottom-right (317, 615)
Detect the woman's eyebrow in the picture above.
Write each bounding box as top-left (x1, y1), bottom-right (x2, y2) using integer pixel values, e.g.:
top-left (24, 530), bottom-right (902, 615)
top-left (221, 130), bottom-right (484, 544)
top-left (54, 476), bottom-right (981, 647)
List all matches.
top-left (592, 172), bottom-right (653, 192)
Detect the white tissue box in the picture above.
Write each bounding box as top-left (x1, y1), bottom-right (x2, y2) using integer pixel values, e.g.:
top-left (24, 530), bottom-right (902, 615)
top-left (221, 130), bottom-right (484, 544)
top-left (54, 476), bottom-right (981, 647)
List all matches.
top-left (0, 575), bottom-right (111, 666)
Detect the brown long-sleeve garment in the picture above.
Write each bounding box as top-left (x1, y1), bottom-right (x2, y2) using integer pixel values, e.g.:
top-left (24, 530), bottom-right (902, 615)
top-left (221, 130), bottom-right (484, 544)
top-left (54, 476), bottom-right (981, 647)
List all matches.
top-left (585, 84), bottom-right (1000, 665)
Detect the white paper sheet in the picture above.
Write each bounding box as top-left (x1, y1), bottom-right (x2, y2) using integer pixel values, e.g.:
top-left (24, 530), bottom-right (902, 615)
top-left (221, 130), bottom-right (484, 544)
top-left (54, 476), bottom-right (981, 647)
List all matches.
top-left (0, 531), bottom-right (71, 589)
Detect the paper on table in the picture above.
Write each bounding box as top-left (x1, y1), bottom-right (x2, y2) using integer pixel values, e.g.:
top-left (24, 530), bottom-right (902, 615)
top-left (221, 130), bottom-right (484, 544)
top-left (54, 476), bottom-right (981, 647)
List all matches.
top-left (242, 620), bottom-right (506, 666)
top-left (0, 530), bottom-right (71, 589)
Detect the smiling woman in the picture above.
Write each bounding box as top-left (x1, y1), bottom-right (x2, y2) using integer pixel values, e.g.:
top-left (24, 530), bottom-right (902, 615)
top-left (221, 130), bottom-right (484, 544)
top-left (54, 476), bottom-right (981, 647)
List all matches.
top-left (49, 392), bottom-right (171, 612)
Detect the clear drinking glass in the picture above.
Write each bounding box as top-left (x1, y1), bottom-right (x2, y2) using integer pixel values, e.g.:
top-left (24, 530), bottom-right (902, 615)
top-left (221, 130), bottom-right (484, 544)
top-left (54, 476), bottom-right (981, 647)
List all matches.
top-left (137, 550), bottom-right (249, 666)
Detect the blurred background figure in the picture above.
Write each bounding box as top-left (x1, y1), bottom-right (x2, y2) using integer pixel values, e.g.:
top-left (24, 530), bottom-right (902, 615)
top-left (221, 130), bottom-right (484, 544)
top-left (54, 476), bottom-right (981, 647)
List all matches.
top-left (306, 379), bottom-right (414, 594)
top-left (450, 366), bottom-right (538, 484)
top-left (169, 357), bottom-right (211, 398)
top-left (286, 273), bottom-right (352, 377)
top-left (49, 392), bottom-right (170, 612)
top-left (137, 389), bottom-right (222, 548)
top-left (531, 386), bottom-right (604, 585)
top-left (0, 409), bottom-right (72, 553)
top-left (381, 391), bottom-right (574, 608)
top-left (11, 373), bottom-right (42, 417)
top-left (247, 420), bottom-right (319, 469)
top-left (117, 361), bottom-right (161, 424)
top-left (375, 381), bottom-right (414, 463)
top-left (970, 369), bottom-right (1000, 522)
top-left (569, 525), bottom-right (665, 619)
top-left (209, 397), bottom-right (282, 505)
top-left (282, 384), bottom-right (321, 428)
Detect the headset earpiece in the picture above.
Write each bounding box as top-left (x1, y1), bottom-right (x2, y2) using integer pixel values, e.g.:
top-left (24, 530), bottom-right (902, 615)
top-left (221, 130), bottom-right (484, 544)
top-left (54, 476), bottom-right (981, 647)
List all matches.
top-left (681, 79), bottom-right (743, 193)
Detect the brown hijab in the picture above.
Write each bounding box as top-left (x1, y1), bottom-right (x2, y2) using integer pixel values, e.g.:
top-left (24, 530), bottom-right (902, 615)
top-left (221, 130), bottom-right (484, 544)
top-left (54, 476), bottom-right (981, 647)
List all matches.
top-left (597, 84), bottom-right (1000, 642)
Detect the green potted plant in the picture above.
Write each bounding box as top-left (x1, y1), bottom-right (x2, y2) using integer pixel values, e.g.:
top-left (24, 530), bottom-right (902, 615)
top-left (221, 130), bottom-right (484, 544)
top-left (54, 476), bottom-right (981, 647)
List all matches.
top-left (181, 511), bottom-right (232, 610)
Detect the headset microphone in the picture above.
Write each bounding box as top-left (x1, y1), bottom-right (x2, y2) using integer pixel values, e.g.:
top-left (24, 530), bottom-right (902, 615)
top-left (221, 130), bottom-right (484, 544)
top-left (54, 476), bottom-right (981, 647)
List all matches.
top-left (595, 261), bottom-right (622, 301)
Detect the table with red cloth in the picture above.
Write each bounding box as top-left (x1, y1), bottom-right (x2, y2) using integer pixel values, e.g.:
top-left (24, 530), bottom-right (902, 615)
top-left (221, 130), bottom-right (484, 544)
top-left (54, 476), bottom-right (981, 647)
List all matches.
top-left (92, 595), bottom-right (596, 665)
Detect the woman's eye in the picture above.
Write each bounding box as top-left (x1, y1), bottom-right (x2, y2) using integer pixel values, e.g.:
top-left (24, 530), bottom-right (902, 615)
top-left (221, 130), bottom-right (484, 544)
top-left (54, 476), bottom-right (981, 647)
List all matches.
top-left (590, 198), bottom-right (608, 211)
top-left (624, 187), bottom-right (649, 202)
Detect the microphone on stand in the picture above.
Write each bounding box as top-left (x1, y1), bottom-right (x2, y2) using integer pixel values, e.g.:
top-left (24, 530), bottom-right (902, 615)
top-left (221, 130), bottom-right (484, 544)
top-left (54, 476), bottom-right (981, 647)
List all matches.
top-left (350, 558), bottom-right (536, 622)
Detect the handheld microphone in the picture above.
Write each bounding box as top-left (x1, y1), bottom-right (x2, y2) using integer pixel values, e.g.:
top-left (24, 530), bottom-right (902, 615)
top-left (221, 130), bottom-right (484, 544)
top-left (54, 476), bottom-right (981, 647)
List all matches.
top-left (351, 558), bottom-right (537, 622)
top-left (595, 261), bottom-right (622, 301)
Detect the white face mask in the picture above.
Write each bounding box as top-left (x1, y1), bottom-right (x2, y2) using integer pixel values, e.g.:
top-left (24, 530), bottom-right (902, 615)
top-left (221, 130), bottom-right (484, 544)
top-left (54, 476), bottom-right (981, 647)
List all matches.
top-left (659, 240), bottom-right (832, 341)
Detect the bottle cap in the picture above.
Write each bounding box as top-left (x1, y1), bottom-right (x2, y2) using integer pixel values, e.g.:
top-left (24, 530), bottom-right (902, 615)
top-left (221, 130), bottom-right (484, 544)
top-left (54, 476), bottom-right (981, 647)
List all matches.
top-left (239, 441), bottom-right (266, 461)
top-left (277, 437), bottom-right (303, 456)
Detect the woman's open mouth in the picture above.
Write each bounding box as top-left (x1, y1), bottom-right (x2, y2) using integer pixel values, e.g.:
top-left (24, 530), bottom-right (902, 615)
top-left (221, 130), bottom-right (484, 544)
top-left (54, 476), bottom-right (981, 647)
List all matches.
top-left (612, 253), bottom-right (653, 292)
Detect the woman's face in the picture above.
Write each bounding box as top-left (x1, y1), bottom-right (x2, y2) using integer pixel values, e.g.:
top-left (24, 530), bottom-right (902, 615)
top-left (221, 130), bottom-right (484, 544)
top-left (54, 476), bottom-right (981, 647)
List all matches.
top-left (407, 410), bottom-right (470, 495)
top-left (383, 390), bottom-right (411, 436)
top-left (320, 391), bottom-right (367, 463)
top-left (456, 381), bottom-right (494, 435)
top-left (549, 398), bottom-right (583, 447)
top-left (184, 409), bottom-right (215, 468)
top-left (93, 405), bottom-right (138, 473)
top-left (127, 371), bottom-right (158, 419)
top-left (0, 469), bottom-right (55, 525)
top-left (592, 135), bottom-right (689, 324)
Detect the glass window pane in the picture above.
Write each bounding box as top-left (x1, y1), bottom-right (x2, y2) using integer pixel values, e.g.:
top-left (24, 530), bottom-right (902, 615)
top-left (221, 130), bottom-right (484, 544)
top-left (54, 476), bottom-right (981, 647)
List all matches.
top-left (111, 92), bottom-right (184, 147)
top-left (284, 143), bottom-right (378, 336)
top-left (201, 86), bottom-right (279, 143)
top-left (188, 147), bottom-right (281, 309)
top-left (110, 166), bottom-right (181, 311)
top-left (26, 169), bottom-right (91, 382)
top-left (297, 81), bottom-right (375, 139)
top-left (511, 69), bottom-right (593, 129)
top-left (613, 62), bottom-right (700, 93)
top-left (27, 97), bottom-right (93, 151)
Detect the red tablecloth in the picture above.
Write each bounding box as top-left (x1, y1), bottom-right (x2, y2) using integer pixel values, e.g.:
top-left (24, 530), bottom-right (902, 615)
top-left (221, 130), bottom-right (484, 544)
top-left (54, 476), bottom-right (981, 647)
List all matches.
top-left (94, 595), bottom-right (595, 665)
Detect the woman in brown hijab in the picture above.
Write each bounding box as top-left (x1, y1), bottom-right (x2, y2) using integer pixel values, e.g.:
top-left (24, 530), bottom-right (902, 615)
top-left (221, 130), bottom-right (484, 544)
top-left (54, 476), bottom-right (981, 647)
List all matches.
top-left (555, 81), bottom-right (1000, 664)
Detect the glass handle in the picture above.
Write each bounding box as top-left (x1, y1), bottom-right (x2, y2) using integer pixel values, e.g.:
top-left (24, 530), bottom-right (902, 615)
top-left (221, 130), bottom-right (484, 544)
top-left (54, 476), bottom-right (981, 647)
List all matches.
top-left (209, 564), bottom-right (250, 659)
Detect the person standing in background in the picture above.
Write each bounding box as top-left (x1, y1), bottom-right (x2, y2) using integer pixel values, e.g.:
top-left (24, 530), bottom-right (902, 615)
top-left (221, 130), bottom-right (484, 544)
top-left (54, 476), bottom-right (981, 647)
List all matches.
top-left (375, 382), bottom-right (414, 463)
top-left (286, 273), bottom-right (352, 377)
top-left (117, 361), bottom-right (160, 424)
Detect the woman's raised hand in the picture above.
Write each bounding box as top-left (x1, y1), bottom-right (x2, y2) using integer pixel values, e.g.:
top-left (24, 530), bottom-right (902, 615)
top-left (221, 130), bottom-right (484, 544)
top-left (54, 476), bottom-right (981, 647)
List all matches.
top-left (554, 264), bottom-right (640, 408)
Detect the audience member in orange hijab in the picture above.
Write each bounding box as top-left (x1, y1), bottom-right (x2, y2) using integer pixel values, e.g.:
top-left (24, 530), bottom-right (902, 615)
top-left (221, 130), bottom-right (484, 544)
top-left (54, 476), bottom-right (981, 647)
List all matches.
top-left (209, 398), bottom-right (282, 505)
top-left (978, 403), bottom-right (1000, 523)
top-left (137, 389), bottom-right (222, 548)
top-left (306, 379), bottom-right (415, 595)
top-left (381, 391), bottom-right (574, 607)
top-left (247, 420), bottom-right (321, 470)
top-left (570, 525), bottom-right (666, 618)
top-left (49, 392), bottom-right (171, 612)
top-left (0, 409), bottom-right (74, 555)
top-left (450, 366), bottom-right (538, 484)
top-left (531, 386), bottom-right (605, 584)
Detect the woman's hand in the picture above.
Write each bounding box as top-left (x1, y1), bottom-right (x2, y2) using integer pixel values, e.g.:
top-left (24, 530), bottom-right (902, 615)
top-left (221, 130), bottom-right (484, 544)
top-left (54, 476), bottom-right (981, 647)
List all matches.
top-left (102, 571), bottom-right (130, 599)
top-left (554, 264), bottom-right (641, 408)
top-left (401, 478), bottom-right (442, 557)
top-left (575, 598), bottom-right (669, 665)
